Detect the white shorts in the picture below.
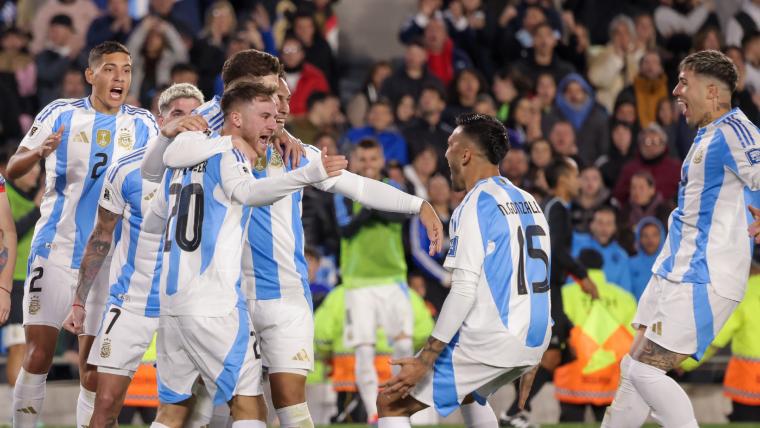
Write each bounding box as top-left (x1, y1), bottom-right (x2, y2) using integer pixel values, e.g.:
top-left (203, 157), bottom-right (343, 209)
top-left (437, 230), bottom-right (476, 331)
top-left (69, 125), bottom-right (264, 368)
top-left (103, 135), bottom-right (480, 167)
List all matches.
top-left (83, 257), bottom-right (112, 336)
top-left (22, 253), bottom-right (77, 328)
top-left (249, 294), bottom-right (314, 372)
top-left (633, 274), bottom-right (739, 360)
top-left (2, 323), bottom-right (25, 347)
top-left (411, 338), bottom-right (530, 417)
top-left (156, 306), bottom-right (263, 406)
top-left (87, 303), bottom-right (158, 377)
top-left (343, 283), bottom-right (413, 347)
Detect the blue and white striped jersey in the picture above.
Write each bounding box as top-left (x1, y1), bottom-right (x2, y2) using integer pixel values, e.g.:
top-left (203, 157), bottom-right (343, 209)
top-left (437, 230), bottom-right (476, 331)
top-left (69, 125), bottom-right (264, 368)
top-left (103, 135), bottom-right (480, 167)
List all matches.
top-left (653, 108), bottom-right (760, 301)
top-left (20, 97), bottom-right (157, 269)
top-left (444, 176), bottom-right (552, 367)
top-left (100, 147), bottom-right (163, 317)
top-left (152, 149), bottom-right (253, 317)
top-left (194, 95), bottom-right (223, 133)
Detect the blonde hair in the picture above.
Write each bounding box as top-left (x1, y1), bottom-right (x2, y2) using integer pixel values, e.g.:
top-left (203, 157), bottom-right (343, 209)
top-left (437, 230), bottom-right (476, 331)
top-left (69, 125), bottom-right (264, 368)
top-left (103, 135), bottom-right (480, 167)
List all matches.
top-left (158, 83), bottom-right (204, 116)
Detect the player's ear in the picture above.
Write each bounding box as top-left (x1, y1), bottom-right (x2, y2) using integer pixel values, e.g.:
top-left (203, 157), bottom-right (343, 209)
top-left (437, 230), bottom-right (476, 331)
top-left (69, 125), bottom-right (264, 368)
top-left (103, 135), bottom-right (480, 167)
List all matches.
top-left (84, 67), bottom-right (95, 85)
top-left (230, 111), bottom-right (242, 128)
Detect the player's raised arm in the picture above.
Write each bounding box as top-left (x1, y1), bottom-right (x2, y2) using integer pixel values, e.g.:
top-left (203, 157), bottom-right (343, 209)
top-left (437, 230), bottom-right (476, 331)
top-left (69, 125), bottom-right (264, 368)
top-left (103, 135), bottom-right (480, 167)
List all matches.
top-left (0, 179), bottom-right (17, 325)
top-left (162, 131), bottom-right (259, 169)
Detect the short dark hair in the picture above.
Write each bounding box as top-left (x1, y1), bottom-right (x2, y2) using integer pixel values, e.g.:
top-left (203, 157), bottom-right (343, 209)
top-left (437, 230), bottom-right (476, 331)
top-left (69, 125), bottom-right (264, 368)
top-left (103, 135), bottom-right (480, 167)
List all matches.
top-left (679, 50), bottom-right (738, 93)
top-left (455, 113), bottom-right (510, 165)
top-left (88, 41), bottom-right (130, 68)
top-left (306, 91), bottom-right (330, 110)
top-left (579, 248), bottom-right (603, 270)
top-left (593, 204), bottom-right (617, 221)
top-left (221, 81), bottom-right (276, 115)
top-left (221, 49), bottom-right (281, 87)
top-left (544, 157), bottom-right (575, 189)
top-left (354, 137), bottom-right (382, 152)
top-left (170, 63), bottom-right (197, 77)
top-left (631, 170), bottom-right (655, 187)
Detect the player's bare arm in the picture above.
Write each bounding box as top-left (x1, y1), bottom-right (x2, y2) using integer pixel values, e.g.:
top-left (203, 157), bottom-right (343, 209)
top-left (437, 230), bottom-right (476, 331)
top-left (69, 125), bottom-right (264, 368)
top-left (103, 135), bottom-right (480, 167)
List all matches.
top-left (0, 192), bottom-right (17, 324)
top-left (631, 337), bottom-right (689, 372)
top-left (6, 125), bottom-right (64, 179)
top-left (63, 206), bottom-right (120, 334)
top-left (748, 205), bottom-right (760, 244)
top-left (161, 114), bottom-right (208, 139)
top-left (272, 128), bottom-right (305, 168)
top-left (382, 336), bottom-right (447, 398)
top-left (419, 202), bottom-right (443, 255)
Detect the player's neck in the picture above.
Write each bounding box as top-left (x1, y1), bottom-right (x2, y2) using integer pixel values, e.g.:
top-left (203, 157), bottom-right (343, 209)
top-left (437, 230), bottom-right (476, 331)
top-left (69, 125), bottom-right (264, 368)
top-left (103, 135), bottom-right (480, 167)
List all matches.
top-left (464, 164), bottom-right (500, 192)
top-left (701, 105), bottom-right (732, 128)
top-left (88, 95), bottom-right (120, 115)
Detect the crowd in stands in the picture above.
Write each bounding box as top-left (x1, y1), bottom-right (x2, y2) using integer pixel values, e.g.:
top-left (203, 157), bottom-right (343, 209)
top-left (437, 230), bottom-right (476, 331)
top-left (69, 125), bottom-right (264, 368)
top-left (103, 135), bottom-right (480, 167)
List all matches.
top-left (1, 0), bottom-right (760, 423)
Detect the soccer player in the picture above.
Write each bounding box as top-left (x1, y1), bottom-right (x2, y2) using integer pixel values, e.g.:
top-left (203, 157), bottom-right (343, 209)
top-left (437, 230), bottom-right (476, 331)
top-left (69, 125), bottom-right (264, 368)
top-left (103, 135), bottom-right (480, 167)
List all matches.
top-left (602, 50), bottom-right (760, 427)
top-left (376, 113), bottom-right (552, 428)
top-left (160, 75), bottom-right (443, 427)
top-left (143, 81), bottom-right (347, 428)
top-left (6, 41), bottom-right (158, 428)
top-left (59, 83), bottom-right (205, 427)
top-left (0, 174), bottom-right (19, 324)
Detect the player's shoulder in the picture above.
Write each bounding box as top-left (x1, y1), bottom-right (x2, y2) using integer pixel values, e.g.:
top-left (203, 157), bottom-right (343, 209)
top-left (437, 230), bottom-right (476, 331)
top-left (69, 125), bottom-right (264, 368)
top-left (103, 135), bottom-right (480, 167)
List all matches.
top-left (714, 108), bottom-right (759, 147)
top-left (106, 147), bottom-right (148, 183)
top-left (194, 96), bottom-right (222, 121)
top-left (35, 97), bottom-right (87, 122)
top-left (122, 104), bottom-right (157, 123)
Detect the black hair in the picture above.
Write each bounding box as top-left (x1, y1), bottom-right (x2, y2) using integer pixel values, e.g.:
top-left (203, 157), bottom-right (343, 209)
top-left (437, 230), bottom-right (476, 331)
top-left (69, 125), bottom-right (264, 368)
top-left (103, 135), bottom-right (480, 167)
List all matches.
top-left (88, 41), bottom-right (130, 68)
top-left (679, 49), bottom-right (738, 93)
top-left (455, 113), bottom-right (510, 165)
top-left (544, 157), bottom-right (575, 189)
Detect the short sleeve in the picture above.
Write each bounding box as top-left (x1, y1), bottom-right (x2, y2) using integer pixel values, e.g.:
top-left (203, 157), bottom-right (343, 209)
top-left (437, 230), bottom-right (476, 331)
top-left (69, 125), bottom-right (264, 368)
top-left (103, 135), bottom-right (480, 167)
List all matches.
top-left (99, 165), bottom-right (128, 215)
top-left (444, 193), bottom-right (485, 275)
top-left (19, 101), bottom-right (61, 151)
top-left (218, 149), bottom-right (254, 202)
top-left (722, 121), bottom-right (760, 191)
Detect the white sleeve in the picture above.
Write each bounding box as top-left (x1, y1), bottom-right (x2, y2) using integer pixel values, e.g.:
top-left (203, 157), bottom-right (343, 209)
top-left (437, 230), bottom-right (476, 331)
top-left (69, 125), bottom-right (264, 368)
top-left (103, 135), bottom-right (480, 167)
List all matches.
top-left (163, 131), bottom-right (232, 169)
top-left (19, 102), bottom-right (60, 151)
top-left (326, 171), bottom-right (424, 214)
top-left (219, 150), bottom-right (330, 206)
top-left (444, 200), bottom-right (484, 275)
top-left (431, 269), bottom-right (479, 343)
top-left (143, 174), bottom-right (170, 234)
top-left (99, 165), bottom-right (127, 215)
top-left (141, 134), bottom-right (172, 182)
top-left (723, 123), bottom-right (760, 191)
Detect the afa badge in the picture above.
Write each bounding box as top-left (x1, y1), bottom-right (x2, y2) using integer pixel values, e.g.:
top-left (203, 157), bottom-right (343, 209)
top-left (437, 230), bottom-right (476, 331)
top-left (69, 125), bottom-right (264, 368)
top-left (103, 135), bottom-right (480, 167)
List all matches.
top-left (100, 338), bottom-right (112, 358)
top-left (270, 150), bottom-right (284, 168)
top-left (96, 129), bottom-right (112, 147)
top-left (117, 128), bottom-right (133, 150)
top-left (746, 148), bottom-right (760, 166)
top-left (28, 296), bottom-right (40, 315)
top-left (254, 156), bottom-right (267, 171)
top-left (693, 147), bottom-right (704, 164)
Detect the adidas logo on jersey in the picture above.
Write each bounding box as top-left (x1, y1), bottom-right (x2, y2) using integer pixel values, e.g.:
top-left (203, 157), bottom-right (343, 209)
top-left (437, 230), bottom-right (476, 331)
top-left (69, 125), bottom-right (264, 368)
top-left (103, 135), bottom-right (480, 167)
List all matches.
top-left (72, 131), bottom-right (90, 144)
top-left (16, 406), bottom-right (37, 414)
top-left (292, 349), bottom-right (310, 362)
top-left (651, 321), bottom-right (663, 336)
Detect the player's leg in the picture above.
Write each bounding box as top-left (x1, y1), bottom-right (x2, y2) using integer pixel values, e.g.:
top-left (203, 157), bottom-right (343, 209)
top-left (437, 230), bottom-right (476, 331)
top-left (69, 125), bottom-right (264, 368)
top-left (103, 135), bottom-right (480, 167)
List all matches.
top-left (151, 400), bottom-right (194, 428)
top-left (377, 391), bottom-right (428, 428)
top-left (345, 287), bottom-right (382, 421)
top-left (89, 372), bottom-right (131, 427)
top-left (385, 284), bottom-right (414, 375)
top-left (229, 394), bottom-right (267, 427)
top-left (460, 396), bottom-right (498, 428)
top-left (4, 280), bottom-right (27, 386)
top-left (154, 316), bottom-right (198, 428)
top-left (558, 402), bottom-right (587, 422)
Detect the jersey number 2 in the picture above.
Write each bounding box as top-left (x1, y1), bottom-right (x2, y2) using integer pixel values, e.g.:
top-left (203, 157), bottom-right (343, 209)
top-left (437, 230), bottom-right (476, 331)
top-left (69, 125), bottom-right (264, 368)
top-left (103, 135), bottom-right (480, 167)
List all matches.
top-left (164, 183), bottom-right (204, 252)
top-left (516, 225), bottom-right (549, 295)
top-left (90, 153), bottom-right (109, 179)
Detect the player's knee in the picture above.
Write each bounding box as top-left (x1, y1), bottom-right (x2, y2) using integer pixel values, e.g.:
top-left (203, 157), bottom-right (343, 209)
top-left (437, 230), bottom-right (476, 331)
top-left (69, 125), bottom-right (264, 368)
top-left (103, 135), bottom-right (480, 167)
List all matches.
top-left (80, 367), bottom-right (98, 391)
top-left (376, 392), bottom-right (413, 418)
top-left (23, 343), bottom-right (54, 373)
top-left (94, 389), bottom-right (120, 415)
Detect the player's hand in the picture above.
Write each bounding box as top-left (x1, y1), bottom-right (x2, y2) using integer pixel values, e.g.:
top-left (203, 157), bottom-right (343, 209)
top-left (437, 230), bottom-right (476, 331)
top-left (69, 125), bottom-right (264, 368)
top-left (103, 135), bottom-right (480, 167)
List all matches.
top-left (580, 277), bottom-right (599, 300)
top-left (748, 205), bottom-right (760, 244)
top-left (320, 148), bottom-right (347, 177)
top-left (0, 284), bottom-right (10, 325)
top-left (381, 357), bottom-right (429, 398)
top-left (38, 125), bottom-right (64, 158)
top-left (231, 136), bottom-right (261, 164)
top-left (272, 130), bottom-right (304, 168)
top-left (419, 201), bottom-right (443, 255)
top-left (160, 115), bottom-right (208, 139)
top-left (63, 304), bottom-right (86, 335)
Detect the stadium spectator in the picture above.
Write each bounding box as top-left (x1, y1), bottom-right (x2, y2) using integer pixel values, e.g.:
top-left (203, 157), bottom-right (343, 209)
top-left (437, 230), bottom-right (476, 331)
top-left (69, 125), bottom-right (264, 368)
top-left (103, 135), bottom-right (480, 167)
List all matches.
top-left (571, 165), bottom-right (614, 234)
top-left (514, 22), bottom-right (575, 86)
top-left (629, 217), bottom-right (666, 302)
top-left (398, 0), bottom-right (443, 45)
top-left (556, 13), bottom-right (590, 74)
top-left (548, 120), bottom-right (579, 162)
top-left (292, 10), bottom-right (338, 91)
top-left (545, 73), bottom-right (609, 167)
top-left (403, 145), bottom-right (437, 199)
top-left (60, 66), bottom-right (86, 98)
top-left (493, 4), bottom-right (551, 67)
top-left (344, 99), bottom-right (408, 166)
top-left (29, 0), bottom-right (98, 55)
top-left (693, 25), bottom-right (723, 52)
top-left (535, 72), bottom-right (557, 114)
top-left (189, 0), bottom-right (238, 99)
top-left (621, 50), bottom-right (670, 128)
top-left (280, 34), bottom-right (330, 116)
top-left (422, 16), bottom-right (472, 86)
top-left (725, 0), bottom-right (760, 48)
top-left (491, 68), bottom-right (519, 123)
top-left (742, 32), bottom-right (760, 92)
top-left (443, 0), bottom-right (494, 77)
top-left (169, 63), bottom-right (198, 85)
top-left (35, 14), bottom-right (81, 106)
top-left (655, 96), bottom-right (683, 158)
top-left (147, 0), bottom-right (200, 38)
top-left (634, 12), bottom-right (659, 52)
top-left (587, 15), bottom-right (643, 112)
top-left (288, 91), bottom-right (344, 147)
top-left (613, 123), bottom-right (681, 203)
top-left (724, 45), bottom-right (760, 125)
top-left (0, 27), bottom-right (33, 139)
top-left (85, 0), bottom-right (136, 51)
top-left (403, 83), bottom-right (452, 175)
top-left (499, 146), bottom-right (529, 188)
top-left (441, 67), bottom-right (485, 126)
top-left (126, 16), bottom-right (189, 107)
top-left (508, 96), bottom-right (543, 148)
top-left (596, 120), bottom-right (636, 189)
top-left (572, 205), bottom-right (633, 293)
top-left (654, 0), bottom-right (717, 39)
top-left (394, 94), bottom-right (416, 129)
top-left (379, 40), bottom-right (441, 106)
top-left (622, 170), bottom-right (672, 232)
top-left (347, 60), bottom-right (392, 128)
top-left (526, 138), bottom-right (554, 203)
top-left (612, 91), bottom-right (639, 126)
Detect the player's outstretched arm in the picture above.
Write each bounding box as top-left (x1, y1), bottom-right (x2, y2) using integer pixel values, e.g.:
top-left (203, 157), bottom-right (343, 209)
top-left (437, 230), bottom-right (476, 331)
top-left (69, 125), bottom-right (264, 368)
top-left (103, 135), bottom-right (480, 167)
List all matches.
top-left (63, 207), bottom-right (120, 334)
top-left (7, 125), bottom-right (64, 179)
top-left (141, 115), bottom-right (208, 182)
top-left (0, 189), bottom-right (17, 325)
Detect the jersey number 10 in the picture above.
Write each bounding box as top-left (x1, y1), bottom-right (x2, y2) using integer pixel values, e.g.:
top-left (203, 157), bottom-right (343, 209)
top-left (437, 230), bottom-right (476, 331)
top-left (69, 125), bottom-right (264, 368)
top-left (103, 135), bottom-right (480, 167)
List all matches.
top-left (164, 182), bottom-right (205, 252)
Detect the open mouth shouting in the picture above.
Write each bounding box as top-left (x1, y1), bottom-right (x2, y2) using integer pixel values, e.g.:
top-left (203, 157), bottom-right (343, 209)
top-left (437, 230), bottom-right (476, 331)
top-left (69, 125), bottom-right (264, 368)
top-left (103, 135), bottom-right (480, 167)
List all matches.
top-left (109, 86), bottom-right (125, 101)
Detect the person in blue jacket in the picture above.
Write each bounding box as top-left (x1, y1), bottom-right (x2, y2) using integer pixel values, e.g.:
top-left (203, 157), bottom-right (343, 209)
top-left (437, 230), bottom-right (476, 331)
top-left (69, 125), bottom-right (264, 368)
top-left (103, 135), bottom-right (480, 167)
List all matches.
top-left (628, 216), bottom-right (665, 302)
top-left (572, 205), bottom-right (632, 293)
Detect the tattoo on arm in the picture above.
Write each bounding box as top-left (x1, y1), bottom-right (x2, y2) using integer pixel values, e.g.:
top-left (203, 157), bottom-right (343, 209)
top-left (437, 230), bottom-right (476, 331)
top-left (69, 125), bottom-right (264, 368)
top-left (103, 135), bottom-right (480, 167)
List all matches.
top-left (75, 207), bottom-right (120, 304)
top-left (0, 246), bottom-right (8, 274)
top-left (631, 337), bottom-right (689, 371)
top-left (418, 336), bottom-right (447, 367)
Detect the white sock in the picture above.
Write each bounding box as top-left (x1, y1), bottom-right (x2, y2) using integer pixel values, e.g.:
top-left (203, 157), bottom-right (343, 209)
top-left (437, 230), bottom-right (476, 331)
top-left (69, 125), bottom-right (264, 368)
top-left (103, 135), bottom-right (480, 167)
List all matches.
top-left (76, 385), bottom-right (96, 428)
top-left (12, 368), bottom-right (47, 428)
top-left (275, 402), bottom-right (314, 428)
top-left (210, 404), bottom-right (231, 428)
top-left (378, 416), bottom-right (411, 428)
top-left (628, 357), bottom-right (699, 428)
top-left (230, 420), bottom-right (266, 428)
top-left (601, 355), bottom-right (651, 428)
top-left (149, 423), bottom-right (171, 428)
top-left (461, 401), bottom-right (498, 428)
top-left (355, 344), bottom-right (379, 419)
top-left (392, 338), bottom-right (413, 376)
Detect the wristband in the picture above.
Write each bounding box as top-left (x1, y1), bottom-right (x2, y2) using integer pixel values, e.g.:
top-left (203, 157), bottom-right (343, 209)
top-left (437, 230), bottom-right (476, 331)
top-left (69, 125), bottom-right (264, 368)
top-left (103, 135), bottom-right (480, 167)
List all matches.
top-left (72, 303), bottom-right (85, 310)
top-left (0, 287), bottom-right (10, 295)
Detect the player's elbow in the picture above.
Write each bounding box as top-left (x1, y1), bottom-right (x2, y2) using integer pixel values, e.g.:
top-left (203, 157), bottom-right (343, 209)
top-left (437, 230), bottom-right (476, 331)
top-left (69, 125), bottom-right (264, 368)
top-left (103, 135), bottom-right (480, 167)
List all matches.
top-left (6, 155), bottom-right (29, 180)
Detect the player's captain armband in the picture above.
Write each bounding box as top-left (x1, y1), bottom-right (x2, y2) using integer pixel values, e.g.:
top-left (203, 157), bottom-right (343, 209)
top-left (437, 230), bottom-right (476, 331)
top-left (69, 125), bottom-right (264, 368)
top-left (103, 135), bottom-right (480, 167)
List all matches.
top-left (746, 148), bottom-right (760, 165)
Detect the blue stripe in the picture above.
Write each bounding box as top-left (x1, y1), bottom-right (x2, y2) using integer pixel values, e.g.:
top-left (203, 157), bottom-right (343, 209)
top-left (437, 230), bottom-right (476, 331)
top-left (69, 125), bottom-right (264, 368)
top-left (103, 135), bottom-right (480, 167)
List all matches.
top-left (725, 117), bottom-right (751, 148)
top-left (334, 193), bottom-right (351, 226)
top-left (31, 110), bottom-right (73, 257)
top-left (72, 99), bottom-right (85, 108)
top-left (111, 170), bottom-right (143, 306)
top-left (157, 373), bottom-right (192, 404)
top-left (682, 130), bottom-right (726, 283)
top-left (432, 332), bottom-right (460, 417)
top-left (727, 117), bottom-right (754, 147)
top-left (133, 116), bottom-right (150, 150)
top-left (494, 178), bottom-right (549, 347)
top-left (108, 149), bottom-right (146, 182)
top-left (476, 191), bottom-right (513, 328)
top-left (200, 156), bottom-right (226, 274)
top-left (212, 306), bottom-right (251, 405)
top-left (37, 100), bottom-right (67, 122)
top-left (107, 156), bottom-right (142, 183)
top-left (251, 204), bottom-right (280, 299)
top-left (166, 171), bottom-right (191, 296)
top-left (691, 283), bottom-right (714, 361)
top-left (145, 234), bottom-right (164, 317)
top-left (208, 113), bottom-right (224, 130)
top-left (291, 190), bottom-right (312, 308)
top-left (72, 112), bottom-right (117, 268)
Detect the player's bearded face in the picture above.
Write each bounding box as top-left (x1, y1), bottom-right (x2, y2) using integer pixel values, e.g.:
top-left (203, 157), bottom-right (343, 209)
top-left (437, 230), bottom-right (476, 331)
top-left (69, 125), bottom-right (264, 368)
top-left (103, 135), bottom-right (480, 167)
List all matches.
top-left (87, 52), bottom-right (132, 112)
top-left (446, 129), bottom-right (466, 192)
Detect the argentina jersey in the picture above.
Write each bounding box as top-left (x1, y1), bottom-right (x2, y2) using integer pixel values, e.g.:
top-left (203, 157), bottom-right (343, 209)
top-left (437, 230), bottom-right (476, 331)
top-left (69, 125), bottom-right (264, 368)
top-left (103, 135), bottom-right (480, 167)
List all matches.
top-left (654, 108), bottom-right (760, 301)
top-left (152, 148), bottom-right (253, 317)
top-left (194, 95), bottom-right (224, 133)
top-left (20, 97), bottom-right (158, 270)
top-left (100, 147), bottom-right (163, 318)
top-left (444, 176), bottom-right (551, 368)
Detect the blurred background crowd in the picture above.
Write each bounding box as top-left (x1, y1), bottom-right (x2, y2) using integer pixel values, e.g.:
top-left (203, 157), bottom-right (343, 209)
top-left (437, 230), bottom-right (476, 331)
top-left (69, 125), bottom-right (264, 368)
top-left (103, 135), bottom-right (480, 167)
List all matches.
top-left (1, 0), bottom-right (760, 424)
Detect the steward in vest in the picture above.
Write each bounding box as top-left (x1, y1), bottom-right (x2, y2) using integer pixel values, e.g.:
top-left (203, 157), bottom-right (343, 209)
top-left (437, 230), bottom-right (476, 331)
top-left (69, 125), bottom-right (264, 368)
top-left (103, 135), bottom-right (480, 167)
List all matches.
top-left (554, 249), bottom-right (637, 422)
top-left (682, 263), bottom-right (760, 422)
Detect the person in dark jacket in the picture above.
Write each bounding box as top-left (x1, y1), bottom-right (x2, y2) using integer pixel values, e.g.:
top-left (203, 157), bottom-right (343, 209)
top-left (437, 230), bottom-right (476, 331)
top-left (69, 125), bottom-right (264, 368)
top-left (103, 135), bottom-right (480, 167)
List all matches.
top-left (596, 120), bottom-right (637, 189)
top-left (380, 39), bottom-right (442, 107)
top-left (402, 83), bottom-right (453, 177)
top-left (85, 0), bottom-right (136, 51)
